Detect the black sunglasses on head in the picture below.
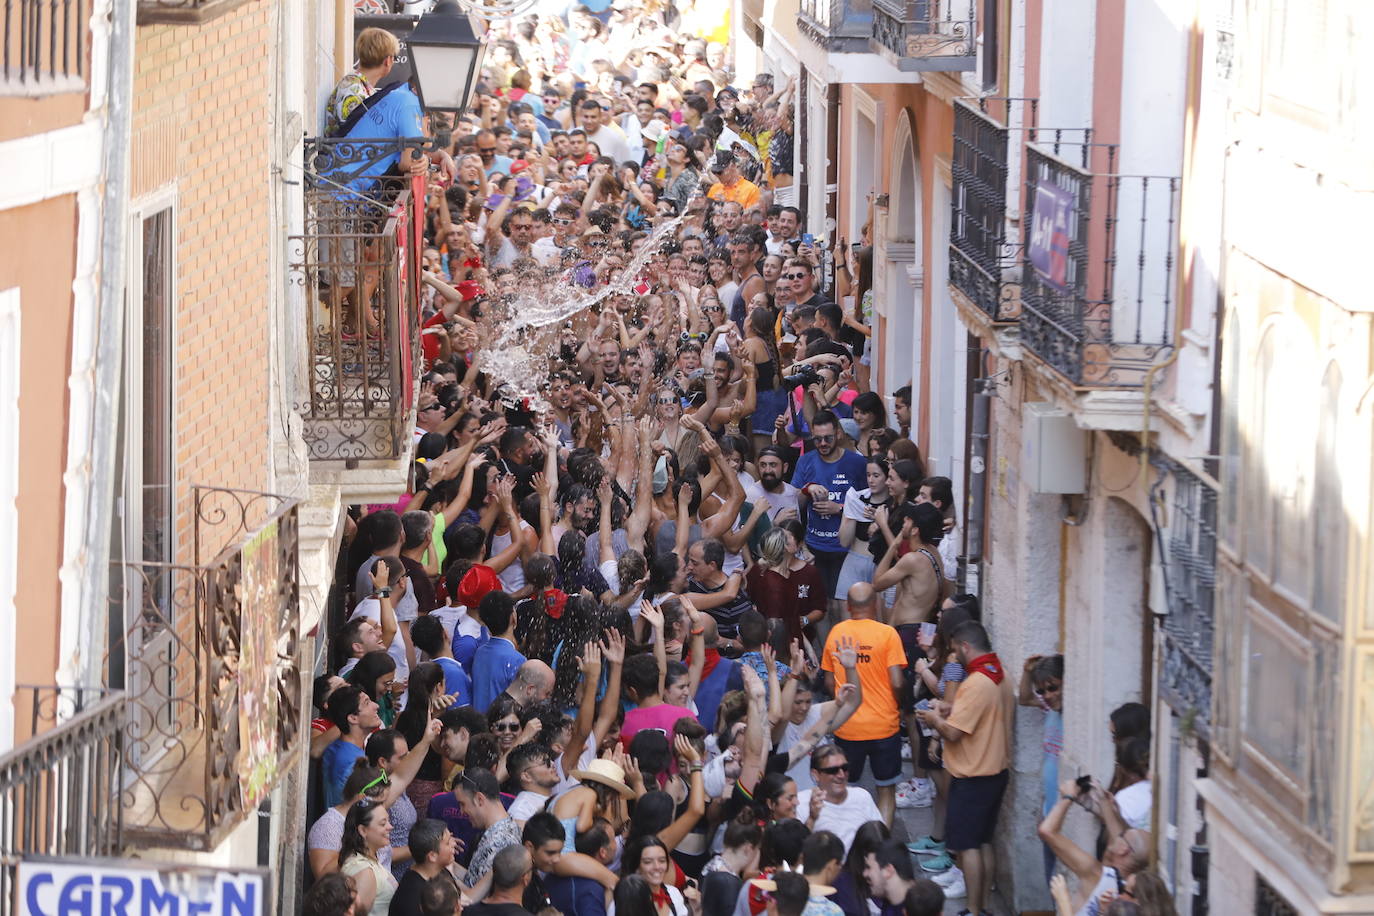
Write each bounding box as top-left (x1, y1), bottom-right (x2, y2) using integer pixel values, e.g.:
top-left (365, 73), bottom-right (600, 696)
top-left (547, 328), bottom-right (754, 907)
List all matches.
top-left (815, 764), bottom-right (847, 775)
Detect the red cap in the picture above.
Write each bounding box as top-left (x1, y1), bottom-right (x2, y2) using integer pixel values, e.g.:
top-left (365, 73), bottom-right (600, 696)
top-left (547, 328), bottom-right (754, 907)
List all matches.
top-left (457, 564), bottom-right (502, 608)
top-left (510, 159), bottom-right (529, 174)
top-left (456, 280), bottom-right (483, 301)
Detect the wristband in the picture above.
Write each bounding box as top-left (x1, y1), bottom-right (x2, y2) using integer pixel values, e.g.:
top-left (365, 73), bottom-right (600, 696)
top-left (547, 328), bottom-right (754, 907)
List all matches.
top-left (375, 586), bottom-right (392, 598)
top-left (690, 627), bottom-right (705, 636)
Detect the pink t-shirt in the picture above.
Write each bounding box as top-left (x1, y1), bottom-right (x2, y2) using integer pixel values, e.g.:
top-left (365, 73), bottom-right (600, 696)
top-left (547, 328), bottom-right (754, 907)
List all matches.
top-left (620, 703), bottom-right (696, 751)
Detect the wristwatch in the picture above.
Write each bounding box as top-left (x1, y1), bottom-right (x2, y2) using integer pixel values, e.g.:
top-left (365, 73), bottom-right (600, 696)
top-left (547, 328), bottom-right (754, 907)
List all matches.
top-left (375, 586), bottom-right (393, 598)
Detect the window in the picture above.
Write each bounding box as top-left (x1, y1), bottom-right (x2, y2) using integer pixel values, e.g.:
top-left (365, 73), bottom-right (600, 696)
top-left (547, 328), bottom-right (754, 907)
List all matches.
top-left (1219, 310), bottom-right (1242, 546)
top-left (110, 198), bottom-right (176, 676)
top-left (1243, 615), bottom-right (1307, 778)
top-left (1311, 363), bottom-right (1343, 621)
top-left (0, 289), bottom-right (18, 752)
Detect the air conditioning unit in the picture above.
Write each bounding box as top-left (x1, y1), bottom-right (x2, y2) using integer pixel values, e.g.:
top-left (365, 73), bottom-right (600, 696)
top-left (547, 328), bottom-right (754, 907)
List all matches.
top-left (1023, 402), bottom-right (1086, 494)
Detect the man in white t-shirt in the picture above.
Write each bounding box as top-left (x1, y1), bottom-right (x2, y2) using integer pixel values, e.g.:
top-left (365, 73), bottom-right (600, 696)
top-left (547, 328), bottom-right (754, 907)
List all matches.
top-left (746, 447), bottom-right (800, 523)
top-left (348, 557), bottom-right (413, 690)
top-left (506, 743), bottom-right (562, 825)
top-left (798, 745), bottom-right (883, 853)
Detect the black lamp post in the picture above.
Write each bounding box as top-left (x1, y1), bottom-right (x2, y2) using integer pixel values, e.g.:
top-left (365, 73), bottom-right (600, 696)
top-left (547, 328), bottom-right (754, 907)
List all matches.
top-left (406, 0), bottom-right (487, 113)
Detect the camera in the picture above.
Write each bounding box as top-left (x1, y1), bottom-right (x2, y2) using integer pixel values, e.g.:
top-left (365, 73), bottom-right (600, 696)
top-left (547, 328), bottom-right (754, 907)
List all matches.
top-left (782, 365), bottom-right (822, 389)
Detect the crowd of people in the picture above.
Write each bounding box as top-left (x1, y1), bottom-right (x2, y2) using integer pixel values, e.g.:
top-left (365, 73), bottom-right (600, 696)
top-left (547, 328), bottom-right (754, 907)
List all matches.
top-left (301, 3), bottom-right (1171, 915)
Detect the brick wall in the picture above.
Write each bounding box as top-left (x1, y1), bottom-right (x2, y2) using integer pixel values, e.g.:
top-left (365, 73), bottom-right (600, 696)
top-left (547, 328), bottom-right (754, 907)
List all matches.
top-left (130, 0), bottom-right (279, 560)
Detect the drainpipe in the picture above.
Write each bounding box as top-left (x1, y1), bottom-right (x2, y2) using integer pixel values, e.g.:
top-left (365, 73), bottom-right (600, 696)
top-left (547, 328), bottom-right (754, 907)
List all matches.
top-left (965, 368), bottom-right (990, 601)
top-left (70, 0), bottom-right (134, 690)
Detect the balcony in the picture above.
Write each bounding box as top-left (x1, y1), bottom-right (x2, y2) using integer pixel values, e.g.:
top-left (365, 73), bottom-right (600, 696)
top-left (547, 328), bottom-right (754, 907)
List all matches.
top-left (136, 0), bottom-right (254, 26)
top-left (106, 485), bottom-right (302, 850)
top-left (1, 0), bottom-right (86, 94)
top-left (949, 99), bottom-right (1017, 323)
top-left (0, 692), bottom-right (125, 900)
top-left (871, 0), bottom-right (976, 72)
top-left (1019, 143), bottom-right (1179, 387)
top-left (799, 0), bottom-right (874, 53)
top-left (292, 138), bottom-right (425, 466)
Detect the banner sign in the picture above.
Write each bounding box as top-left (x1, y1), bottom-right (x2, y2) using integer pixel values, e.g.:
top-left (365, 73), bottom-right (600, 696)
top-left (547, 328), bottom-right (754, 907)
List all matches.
top-left (18, 860), bottom-right (268, 916)
top-left (1028, 174), bottom-right (1074, 293)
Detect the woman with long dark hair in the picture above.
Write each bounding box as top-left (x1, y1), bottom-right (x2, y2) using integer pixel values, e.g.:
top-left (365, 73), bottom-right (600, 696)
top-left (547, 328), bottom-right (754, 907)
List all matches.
top-left (621, 835), bottom-right (688, 915)
top-left (848, 391), bottom-right (887, 456)
top-left (743, 305), bottom-right (785, 448)
top-left (348, 651), bottom-right (398, 727)
top-left (833, 819), bottom-right (890, 916)
top-left (392, 662), bottom-right (446, 814)
top-left (337, 800), bottom-right (397, 916)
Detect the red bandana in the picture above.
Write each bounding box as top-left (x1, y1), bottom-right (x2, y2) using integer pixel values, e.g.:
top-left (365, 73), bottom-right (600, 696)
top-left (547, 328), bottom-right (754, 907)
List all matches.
top-left (965, 652), bottom-right (1005, 685)
top-left (651, 886), bottom-right (673, 911)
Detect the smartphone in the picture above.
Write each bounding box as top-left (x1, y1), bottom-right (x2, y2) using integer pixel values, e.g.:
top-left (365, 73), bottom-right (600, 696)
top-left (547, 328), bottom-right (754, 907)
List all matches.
top-left (1076, 775), bottom-right (1092, 796)
top-left (919, 622), bottom-right (937, 643)
top-left (851, 242), bottom-right (861, 256)
top-left (801, 232), bottom-right (814, 246)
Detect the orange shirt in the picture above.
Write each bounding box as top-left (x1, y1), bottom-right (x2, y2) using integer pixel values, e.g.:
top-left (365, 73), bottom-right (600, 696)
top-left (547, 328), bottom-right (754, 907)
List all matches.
top-left (707, 178), bottom-right (762, 211)
top-left (821, 618), bottom-right (906, 741)
top-left (943, 670), bottom-right (1014, 778)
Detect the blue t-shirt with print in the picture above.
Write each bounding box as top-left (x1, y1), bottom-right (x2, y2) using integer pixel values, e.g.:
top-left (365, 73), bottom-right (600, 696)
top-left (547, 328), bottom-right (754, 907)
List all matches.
top-left (791, 448), bottom-right (868, 556)
top-left (339, 82), bottom-right (424, 192)
top-left (321, 739), bottom-right (364, 807)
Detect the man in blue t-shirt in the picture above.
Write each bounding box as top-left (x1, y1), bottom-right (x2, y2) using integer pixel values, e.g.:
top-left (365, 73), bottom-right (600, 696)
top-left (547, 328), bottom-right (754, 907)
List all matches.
top-left (791, 410), bottom-right (869, 620)
top-left (320, 685), bottom-right (382, 806)
top-left (470, 592), bottom-right (527, 711)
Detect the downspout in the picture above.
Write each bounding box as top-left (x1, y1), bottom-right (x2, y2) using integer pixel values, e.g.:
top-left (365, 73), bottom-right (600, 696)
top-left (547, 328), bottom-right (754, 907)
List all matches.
top-left (71, 0), bottom-right (134, 689)
top-left (965, 370), bottom-right (990, 602)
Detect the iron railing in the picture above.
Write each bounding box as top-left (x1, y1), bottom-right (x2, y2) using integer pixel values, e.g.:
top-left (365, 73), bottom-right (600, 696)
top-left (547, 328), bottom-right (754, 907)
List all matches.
top-left (949, 98), bottom-right (1094, 324)
top-left (0, 692), bottom-right (125, 905)
top-left (1, 0), bottom-right (85, 94)
top-left (1019, 143), bottom-right (1179, 386)
top-left (136, 0), bottom-right (253, 25)
top-left (1152, 457), bottom-right (1217, 740)
top-left (291, 138), bottom-right (425, 464)
top-left (106, 485), bottom-right (302, 850)
top-left (798, 0), bottom-right (873, 52)
top-left (871, 0), bottom-right (976, 71)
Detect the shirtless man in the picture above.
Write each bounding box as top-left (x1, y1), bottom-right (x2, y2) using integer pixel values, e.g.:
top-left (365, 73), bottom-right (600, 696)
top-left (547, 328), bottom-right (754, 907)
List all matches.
top-left (871, 502), bottom-right (951, 764)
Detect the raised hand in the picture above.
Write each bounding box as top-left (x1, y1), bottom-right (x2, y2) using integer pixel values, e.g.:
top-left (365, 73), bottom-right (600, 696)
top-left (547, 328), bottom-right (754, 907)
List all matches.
top-left (580, 641), bottom-right (603, 676)
top-left (601, 628), bottom-right (626, 665)
top-left (640, 601), bottom-right (664, 631)
top-left (370, 560), bottom-right (391, 590)
top-left (834, 635), bottom-right (858, 669)
top-left (674, 733), bottom-right (702, 765)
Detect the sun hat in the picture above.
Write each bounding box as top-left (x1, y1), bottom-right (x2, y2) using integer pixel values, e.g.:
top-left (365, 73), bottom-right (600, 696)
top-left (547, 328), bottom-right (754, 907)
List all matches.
top-left (749, 873), bottom-right (837, 897)
top-left (569, 758), bottom-right (635, 797)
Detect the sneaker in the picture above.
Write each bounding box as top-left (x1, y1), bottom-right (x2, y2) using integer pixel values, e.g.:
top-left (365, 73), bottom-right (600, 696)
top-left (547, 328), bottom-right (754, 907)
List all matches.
top-left (906, 836), bottom-right (946, 854)
top-left (910, 777), bottom-right (935, 798)
top-left (918, 851), bottom-right (956, 872)
top-left (895, 786), bottom-right (933, 809)
top-left (934, 867), bottom-right (966, 897)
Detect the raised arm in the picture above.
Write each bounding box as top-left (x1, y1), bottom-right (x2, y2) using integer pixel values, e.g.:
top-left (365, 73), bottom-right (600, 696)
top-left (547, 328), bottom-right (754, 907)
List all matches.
top-left (564, 641), bottom-right (603, 776)
top-left (640, 601), bottom-right (669, 698)
top-left (625, 417), bottom-right (656, 549)
top-left (593, 629), bottom-right (626, 745)
top-left (655, 736), bottom-right (706, 850)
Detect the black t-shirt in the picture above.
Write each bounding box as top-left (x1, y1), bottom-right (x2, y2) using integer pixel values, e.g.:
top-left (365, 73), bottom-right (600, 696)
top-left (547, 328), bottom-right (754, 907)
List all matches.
top-left (389, 870), bottom-right (458, 916)
top-left (464, 903), bottom-right (535, 916)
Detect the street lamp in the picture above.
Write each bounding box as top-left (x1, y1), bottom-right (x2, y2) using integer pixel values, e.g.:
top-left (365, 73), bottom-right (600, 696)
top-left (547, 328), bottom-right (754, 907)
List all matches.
top-left (406, 0), bottom-right (487, 113)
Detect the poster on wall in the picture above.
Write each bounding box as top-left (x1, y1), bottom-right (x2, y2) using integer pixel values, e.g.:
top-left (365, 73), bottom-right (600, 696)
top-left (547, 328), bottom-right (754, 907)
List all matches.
top-left (237, 521), bottom-right (281, 809)
top-left (1028, 175), bottom-right (1074, 293)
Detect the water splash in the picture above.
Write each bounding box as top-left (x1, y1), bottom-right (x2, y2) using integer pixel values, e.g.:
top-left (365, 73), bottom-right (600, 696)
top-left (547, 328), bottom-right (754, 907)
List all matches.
top-left (478, 211), bottom-right (689, 411)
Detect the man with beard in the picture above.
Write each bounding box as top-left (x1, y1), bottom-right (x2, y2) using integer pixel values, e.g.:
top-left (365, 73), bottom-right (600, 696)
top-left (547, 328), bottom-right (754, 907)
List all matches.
top-left (745, 446), bottom-right (799, 523)
top-left (497, 427), bottom-right (539, 502)
top-left (551, 484), bottom-right (598, 544)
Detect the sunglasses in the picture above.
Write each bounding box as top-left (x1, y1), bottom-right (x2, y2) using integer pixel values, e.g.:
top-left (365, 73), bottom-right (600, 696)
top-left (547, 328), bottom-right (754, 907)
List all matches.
top-left (420, 403), bottom-right (442, 412)
top-left (360, 770), bottom-right (391, 793)
top-left (813, 434), bottom-right (836, 443)
top-left (552, 217), bottom-right (573, 226)
top-left (654, 396), bottom-right (678, 405)
top-left (493, 721), bottom-right (521, 732)
top-left (815, 764), bottom-right (847, 775)
top-left (703, 305), bottom-right (723, 313)
top-left (782, 272), bottom-right (806, 280)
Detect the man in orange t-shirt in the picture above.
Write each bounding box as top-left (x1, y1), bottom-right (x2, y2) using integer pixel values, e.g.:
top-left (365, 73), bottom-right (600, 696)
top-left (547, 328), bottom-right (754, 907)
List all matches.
top-left (821, 581), bottom-right (907, 825)
top-left (706, 155), bottom-right (762, 211)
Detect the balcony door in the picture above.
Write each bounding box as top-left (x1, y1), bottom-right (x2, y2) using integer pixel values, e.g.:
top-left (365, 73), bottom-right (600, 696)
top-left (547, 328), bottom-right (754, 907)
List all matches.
top-left (109, 192), bottom-right (179, 767)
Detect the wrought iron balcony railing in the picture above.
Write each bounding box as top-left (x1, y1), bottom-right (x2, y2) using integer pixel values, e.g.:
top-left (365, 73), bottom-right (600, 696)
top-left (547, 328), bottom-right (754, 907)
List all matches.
top-left (1019, 143), bottom-right (1179, 386)
top-left (871, 0), bottom-right (976, 72)
top-left (949, 98), bottom-right (1094, 324)
top-left (136, 0), bottom-right (254, 25)
top-left (1, 0), bottom-right (86, 94)
top-left (106, 485), bottom-right (302, 850)
top-left (1150, 456), bottom-right (1217, 738)
top-left (291, 138), bottom-right (425, 465)
top-left (0, 692), bottom-right (125, 904)
top-left (798, 0), bottom-right (873, 52)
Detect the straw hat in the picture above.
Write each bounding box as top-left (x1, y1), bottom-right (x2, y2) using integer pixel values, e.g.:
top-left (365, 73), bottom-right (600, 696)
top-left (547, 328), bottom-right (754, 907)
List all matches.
top-left (569, 759), bottom-right (634, 798)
